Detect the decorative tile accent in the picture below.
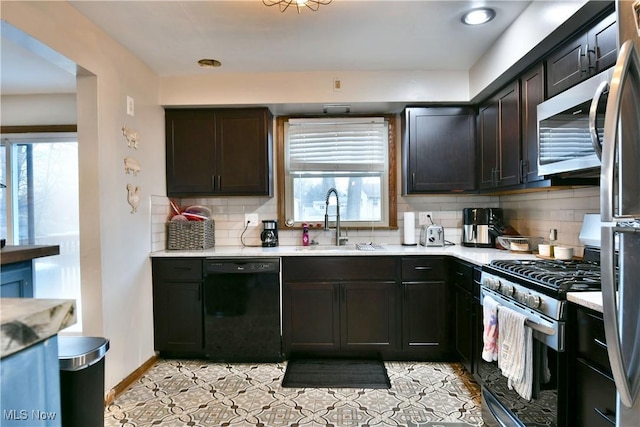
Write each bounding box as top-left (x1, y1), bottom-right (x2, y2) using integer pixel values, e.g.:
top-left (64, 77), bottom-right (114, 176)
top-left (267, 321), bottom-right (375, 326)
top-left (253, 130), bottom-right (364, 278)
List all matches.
top-left (105, 360), bottom-right (483, 426)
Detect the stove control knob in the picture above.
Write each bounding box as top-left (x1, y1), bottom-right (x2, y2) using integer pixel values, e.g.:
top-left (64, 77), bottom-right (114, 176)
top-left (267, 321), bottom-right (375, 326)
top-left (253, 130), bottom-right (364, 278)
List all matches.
top-left (501, 284), bottom-right (514, 297)
top-left (484, 277), bottom-right (500, 290)
top-left (526, 294), bottom-right (541, 309)
top-left (515, 291), bottom-right (527, 304)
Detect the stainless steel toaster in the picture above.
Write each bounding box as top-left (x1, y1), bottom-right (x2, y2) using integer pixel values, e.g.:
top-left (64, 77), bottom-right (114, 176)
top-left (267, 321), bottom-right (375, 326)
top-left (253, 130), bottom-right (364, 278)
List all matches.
top-left (420, 224), bottom-right (445, 247)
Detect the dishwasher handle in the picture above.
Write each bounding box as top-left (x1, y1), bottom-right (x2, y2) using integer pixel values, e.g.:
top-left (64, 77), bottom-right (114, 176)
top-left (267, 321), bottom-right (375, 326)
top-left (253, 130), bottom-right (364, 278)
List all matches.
top-left (204, 258), bottom-right (280, 274)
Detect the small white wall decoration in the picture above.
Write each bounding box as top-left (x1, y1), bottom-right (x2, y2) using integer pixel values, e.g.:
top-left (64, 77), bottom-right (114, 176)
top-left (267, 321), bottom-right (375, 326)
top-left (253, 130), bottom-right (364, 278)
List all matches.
top-left (124, 157), bottom-right (141, 175)
top-left (126, 183), bottom-right (141, 214)
top-left (122, 126), bottom-right (139, 149)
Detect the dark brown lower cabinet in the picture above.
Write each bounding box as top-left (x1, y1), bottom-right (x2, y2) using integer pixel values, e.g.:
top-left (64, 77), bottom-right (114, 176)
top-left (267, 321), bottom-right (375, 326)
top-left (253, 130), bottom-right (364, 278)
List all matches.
top-left (282, 280), bottom-right (398, 356)
top-left (402, 281), bottom-right (448, 355)
top-left (283, 281), bottom-right (340, 353)
top-left (152, 259), bottom-right (204, 355)
top-left (341, 281), bottom-right (397, 351)
top-left (569, 304), bottom-right (617, 426)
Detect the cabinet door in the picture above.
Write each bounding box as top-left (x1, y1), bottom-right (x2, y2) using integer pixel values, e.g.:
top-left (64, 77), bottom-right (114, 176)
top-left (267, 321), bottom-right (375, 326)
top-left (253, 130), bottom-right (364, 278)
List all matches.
top-left (403, 107), bottom-right (476, 193)
top-left (341, 281), bottom-right (397, 351)
top-left (454, 286), bottom-right (473, 372)
top-left (521, 64), bottom-right (545, 183)
top-left (402, 281), bottom-right (447, 351)
top-left (152, 259), bottom-right (204, 354)
top-left (152, 280), bottom-right (204, 353)
top-left (283, 282), bottom-right (340, 354)
top-left (546, 33), bottom-right (589, 98)
top-left (478, 101), bottom-right (499, 189)
top-left (165, 109), bottom-right (216, 196)
top-left (215, 108), bottom-right (273, 196)
top-left (589, 12), bottom-right (617, 74)
top-left (0, 261), bottom-right (33, 298)
top-left (496, 82), bottom-right (521, 187)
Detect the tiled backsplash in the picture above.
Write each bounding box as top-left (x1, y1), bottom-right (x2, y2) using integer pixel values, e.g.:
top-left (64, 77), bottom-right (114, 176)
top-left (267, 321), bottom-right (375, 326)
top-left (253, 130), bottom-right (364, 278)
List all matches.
top-left (499, 186), bottom-right (599, 256)
top-left (151, 186), bottom-right (599, 255)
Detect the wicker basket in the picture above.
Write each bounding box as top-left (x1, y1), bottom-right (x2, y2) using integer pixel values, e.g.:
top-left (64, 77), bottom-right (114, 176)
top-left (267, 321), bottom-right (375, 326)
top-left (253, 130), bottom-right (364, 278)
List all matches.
top-left (167, 219), bottom-right (215, 250)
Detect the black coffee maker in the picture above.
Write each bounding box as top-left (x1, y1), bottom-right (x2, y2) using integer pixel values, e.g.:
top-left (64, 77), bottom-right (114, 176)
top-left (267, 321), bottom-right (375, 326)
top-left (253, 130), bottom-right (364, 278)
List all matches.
top-left (260, 220), bottom-right (279, 247)
top-left (461, 208), bottom-right (504, 248)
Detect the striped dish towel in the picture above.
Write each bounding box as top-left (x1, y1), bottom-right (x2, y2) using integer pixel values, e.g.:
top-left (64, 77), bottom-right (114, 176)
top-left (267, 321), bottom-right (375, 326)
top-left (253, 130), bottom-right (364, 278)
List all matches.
top-left (497, 305), bottom-right (533, 400)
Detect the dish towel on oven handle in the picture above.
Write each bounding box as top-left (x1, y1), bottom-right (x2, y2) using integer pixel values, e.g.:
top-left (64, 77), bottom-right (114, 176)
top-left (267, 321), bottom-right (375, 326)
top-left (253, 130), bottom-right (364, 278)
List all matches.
top-left (497, 305), bottom-right (533, 400)
top-left (482, 295), bottom-right (500, 362)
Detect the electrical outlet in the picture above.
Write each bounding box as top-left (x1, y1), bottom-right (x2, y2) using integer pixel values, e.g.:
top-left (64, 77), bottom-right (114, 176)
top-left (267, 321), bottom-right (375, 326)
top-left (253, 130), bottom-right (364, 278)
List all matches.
top-left (418, 212), bottom-right (433, 225)
top-left (245, 213), bottom-right (259, 227)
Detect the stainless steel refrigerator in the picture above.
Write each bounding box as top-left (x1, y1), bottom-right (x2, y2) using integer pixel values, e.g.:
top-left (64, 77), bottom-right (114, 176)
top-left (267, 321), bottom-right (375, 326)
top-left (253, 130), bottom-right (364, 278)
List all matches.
top-left (599, 1), bottom-right (640, 426)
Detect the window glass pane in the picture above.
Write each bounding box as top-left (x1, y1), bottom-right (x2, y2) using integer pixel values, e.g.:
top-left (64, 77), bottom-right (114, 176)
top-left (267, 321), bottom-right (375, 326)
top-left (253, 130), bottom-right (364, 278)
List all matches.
top-left (292, 175), bottom-right (382, 222)
top-left (7, 138), bottom-right (82, 332)
top-left (0, 144), bottom-right (6, 240)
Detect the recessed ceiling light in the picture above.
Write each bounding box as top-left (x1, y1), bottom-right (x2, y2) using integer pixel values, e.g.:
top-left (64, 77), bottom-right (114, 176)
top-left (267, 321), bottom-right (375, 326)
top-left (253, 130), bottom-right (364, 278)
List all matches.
top-left (198, 59), bottom-right (222, 68)
top-left (461, 8), bottom-right (496, 25)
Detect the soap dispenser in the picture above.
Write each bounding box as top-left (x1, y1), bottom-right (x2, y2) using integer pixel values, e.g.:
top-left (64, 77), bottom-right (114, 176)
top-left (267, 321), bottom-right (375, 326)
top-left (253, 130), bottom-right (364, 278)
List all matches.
top-left (302, 223), bottom-right (310, 246)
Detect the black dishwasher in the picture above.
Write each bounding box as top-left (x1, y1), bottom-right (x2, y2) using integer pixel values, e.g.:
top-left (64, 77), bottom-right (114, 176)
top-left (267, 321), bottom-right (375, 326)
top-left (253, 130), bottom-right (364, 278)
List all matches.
top-left (203, 258), bottom-right (282, 362)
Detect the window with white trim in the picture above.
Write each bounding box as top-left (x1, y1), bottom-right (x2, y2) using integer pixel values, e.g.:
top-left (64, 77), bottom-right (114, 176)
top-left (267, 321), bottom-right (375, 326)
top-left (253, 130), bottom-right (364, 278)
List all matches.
top-left (283, 117), bottom-right (390, 227)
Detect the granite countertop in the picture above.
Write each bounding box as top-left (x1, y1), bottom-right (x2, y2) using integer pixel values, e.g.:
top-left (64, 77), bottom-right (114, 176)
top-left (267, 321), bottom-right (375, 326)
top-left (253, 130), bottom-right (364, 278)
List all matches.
top-left (150, 244), bottom-right (539, 266)
top-left (0, 298), bottom-right (76, 359)
top-left (0, 245), bottom-right (60, 265)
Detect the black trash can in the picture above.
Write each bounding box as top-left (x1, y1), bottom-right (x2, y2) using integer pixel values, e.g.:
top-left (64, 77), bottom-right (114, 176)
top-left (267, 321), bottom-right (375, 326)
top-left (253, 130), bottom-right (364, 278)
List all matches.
top-left (58, 336), bottom-right (110, 427)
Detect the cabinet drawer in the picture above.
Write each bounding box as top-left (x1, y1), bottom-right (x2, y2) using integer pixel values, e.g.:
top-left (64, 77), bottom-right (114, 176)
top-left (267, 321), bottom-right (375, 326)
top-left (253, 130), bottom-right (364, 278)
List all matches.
top-left (283, 257), bottom-right (396, 282)
top-left (575, 358), bottom-right (616, 426)
top-left (576, 309), bottom-right (611, 374)
top-left (401, 257), bottom-right (445, 281)
top-left (152, 258), bottom-right (203, 281)
top-left (449, 260), bottom-right (473, 292)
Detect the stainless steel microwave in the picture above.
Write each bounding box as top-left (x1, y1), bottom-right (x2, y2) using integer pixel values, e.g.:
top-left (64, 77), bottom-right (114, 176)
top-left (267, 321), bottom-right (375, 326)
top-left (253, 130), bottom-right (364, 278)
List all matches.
top-left (537, 69), bottom-right (613, 177)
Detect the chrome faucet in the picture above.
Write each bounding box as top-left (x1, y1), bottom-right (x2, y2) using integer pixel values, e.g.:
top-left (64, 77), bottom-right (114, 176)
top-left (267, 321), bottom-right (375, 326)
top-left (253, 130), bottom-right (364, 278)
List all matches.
top-left (324, 188), bottom-right (347, 246)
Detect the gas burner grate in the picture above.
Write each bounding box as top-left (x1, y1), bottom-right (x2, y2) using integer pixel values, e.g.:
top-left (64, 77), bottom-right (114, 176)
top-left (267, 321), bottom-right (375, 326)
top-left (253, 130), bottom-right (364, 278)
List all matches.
top-left (488, 259), bottom-right (601, 293)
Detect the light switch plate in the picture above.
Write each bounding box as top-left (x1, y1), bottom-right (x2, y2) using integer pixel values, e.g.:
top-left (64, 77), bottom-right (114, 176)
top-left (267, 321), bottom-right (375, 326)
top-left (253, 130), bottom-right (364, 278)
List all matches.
top-left (245, 213), bottom-right (259, 227)
top-left (126, 96), bottom-right (135, 116)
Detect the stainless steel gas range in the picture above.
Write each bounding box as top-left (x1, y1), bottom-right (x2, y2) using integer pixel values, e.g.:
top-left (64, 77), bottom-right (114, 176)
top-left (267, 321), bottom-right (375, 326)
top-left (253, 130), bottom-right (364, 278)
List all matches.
top-left (478, 250), bottom-right (601, 427)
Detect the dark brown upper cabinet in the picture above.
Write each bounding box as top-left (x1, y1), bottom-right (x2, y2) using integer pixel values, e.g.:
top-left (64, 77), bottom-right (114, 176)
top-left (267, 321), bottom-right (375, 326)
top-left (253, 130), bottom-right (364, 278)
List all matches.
top-left (478, 81), bottom-right (521, 189)
top-left (402, 107), bottom-right (476, 194)
top-left (520, 64), bottom-right (545, 183)
top-left (546, 11), bottom-right (617, 98)
top-left (165, 107), bottom-right (273, 197)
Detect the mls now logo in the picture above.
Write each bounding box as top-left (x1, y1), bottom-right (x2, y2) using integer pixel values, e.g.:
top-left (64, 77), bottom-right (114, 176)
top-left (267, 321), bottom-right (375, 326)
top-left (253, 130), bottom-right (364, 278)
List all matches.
top-left (3, 409), bottom-right (57, 421)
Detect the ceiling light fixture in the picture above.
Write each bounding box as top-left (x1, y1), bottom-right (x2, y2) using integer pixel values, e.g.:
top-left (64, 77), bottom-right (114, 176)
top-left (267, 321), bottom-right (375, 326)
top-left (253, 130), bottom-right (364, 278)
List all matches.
top-left (461, 7), bottom-right (496, 25)
top-left (263, 0), bottom-right (332, 13)
top-left (198, 59), bottom-right (222, 68)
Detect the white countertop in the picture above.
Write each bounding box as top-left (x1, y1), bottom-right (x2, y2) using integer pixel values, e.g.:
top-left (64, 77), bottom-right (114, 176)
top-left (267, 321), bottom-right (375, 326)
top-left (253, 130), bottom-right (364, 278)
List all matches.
top-left (0, 298), bottom-right (76, 358)
top-left (567, 292), bottom-right (603, 313)
top-left (150, 243), bottom-right (539, 266)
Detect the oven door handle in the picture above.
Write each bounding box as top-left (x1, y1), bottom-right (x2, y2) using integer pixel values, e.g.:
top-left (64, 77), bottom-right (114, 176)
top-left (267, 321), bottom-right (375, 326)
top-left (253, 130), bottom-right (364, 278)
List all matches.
top-left (525, 319), bottom-right (556, 336)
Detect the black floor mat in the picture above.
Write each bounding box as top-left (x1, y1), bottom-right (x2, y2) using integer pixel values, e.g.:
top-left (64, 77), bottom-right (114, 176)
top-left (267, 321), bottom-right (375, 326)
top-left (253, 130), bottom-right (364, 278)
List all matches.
top-left (281, 358), bottom-right (391, 389)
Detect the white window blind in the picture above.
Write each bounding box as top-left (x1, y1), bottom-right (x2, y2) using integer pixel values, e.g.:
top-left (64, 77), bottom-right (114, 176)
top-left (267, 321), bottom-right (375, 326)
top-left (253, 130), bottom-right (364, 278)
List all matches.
top-left (286, 117), bottom-right (388, 172)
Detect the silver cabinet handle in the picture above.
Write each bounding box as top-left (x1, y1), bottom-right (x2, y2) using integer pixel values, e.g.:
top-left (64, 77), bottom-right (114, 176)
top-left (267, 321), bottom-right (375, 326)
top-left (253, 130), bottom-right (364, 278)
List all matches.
top-left (578, 46), bottom-right (584, 73)
top-left (414, 266), bottom-right (432, 271)
top-left (589, 80), bottom-right (608, 160)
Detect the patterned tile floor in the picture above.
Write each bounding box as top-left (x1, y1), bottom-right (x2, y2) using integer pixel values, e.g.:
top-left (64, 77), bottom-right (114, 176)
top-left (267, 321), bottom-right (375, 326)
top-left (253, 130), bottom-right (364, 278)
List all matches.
top-left (105, 360), bottom-right (484, 427)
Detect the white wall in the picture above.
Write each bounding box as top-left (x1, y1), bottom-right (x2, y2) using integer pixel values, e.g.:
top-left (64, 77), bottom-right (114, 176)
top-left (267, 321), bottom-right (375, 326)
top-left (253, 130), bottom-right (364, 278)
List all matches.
top-left (160, 70), bottom-right (471, 107)
top-left (469, 0), bottom-right (588, 99)
top-left (0, 94), bottom-right (77, 125)
top-left (2, 1), bottom-right (165, 392)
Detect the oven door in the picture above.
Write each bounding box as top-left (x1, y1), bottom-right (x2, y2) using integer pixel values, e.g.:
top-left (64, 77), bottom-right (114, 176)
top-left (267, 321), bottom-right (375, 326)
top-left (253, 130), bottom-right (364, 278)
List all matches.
top-left (478, 287), bottom-right (567, 427)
